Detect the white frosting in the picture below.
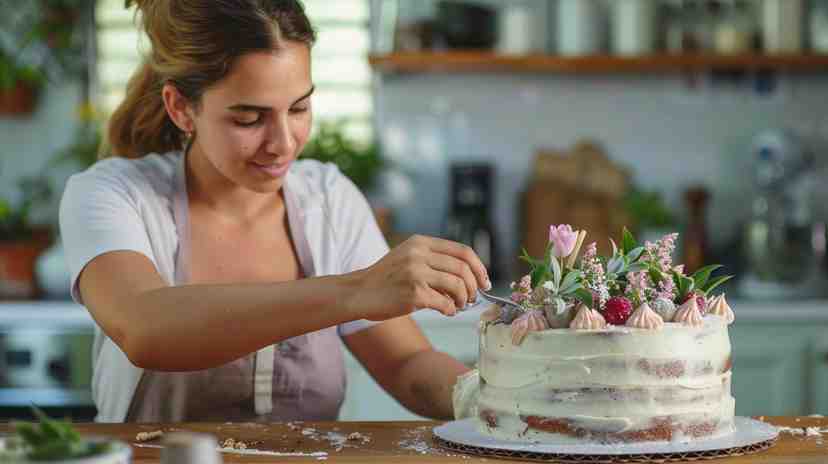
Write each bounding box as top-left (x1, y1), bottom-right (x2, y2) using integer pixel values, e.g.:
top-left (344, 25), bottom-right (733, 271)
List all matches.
top-left (477, 316), bottom-right (734, 443)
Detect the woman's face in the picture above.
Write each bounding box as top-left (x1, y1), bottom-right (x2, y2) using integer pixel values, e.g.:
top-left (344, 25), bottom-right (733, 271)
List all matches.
top-left (188, 41), bottom-right (313, 193)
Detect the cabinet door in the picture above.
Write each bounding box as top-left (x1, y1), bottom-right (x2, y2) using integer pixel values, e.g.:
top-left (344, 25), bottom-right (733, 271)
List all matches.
top-left (730, 328), bottom-right (805, 416)
top-left (809, 335), bottom-right (828, 415)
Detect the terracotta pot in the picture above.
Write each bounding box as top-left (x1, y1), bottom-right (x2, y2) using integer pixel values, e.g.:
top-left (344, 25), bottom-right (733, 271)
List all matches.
top-left (0, 236), bottom-right (51, 299)
top-left (0, 82), bottom-right (38, 115)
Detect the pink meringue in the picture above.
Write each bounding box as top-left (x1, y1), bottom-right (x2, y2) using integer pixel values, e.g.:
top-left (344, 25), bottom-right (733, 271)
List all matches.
top-left (511, 310), bottom-right (549, 346)
top-left (625, 302), bottom-right (665, 330)
top-left (569, 304), bottom-right (608, 330)
top-left (707, 294), bottom-right (735, 324)
top-left (674, 297), bottom-right (703, 327)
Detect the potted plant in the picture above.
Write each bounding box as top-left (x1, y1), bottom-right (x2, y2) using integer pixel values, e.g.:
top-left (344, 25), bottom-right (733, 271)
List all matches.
top-left (0, 407), bottom-right (131, 463)
top-left (0, 175), bottom-right (54, 299)
top-left (0, 0), bottom-right (91, 115)
top-left (300, 120), bottom-right (392, 236)
top-left (623, 187), bottom-right (677, 245)
top-left (0, 50), bottom-right (46, 115)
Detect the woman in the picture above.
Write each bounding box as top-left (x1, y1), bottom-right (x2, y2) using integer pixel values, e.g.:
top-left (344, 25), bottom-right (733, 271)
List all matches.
top-left (59, 0), bottom-right (490, 423)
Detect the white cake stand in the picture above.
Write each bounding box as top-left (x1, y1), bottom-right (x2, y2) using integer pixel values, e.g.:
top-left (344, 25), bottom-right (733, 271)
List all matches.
top-left (433, 417), bottom-right (777, 463)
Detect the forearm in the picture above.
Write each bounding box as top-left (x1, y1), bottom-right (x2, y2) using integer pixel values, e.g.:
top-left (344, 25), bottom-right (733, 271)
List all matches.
top-left (394, 350), bottom-right (471, 420)
top-left (126, 275), bottom-right (359, 371)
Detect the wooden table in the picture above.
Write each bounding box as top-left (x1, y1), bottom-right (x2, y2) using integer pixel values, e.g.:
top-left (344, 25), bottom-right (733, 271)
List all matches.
top-left (2, 417), bottom-right (826, 463)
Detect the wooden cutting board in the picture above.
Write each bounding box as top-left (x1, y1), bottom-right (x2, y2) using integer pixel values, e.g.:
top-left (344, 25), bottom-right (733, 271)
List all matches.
top-left (1, 417), bottom-right (826, 463)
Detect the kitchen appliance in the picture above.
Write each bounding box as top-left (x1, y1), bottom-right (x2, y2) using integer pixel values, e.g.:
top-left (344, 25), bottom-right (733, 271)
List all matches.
top-left (0, 302), bottom-right (96, 421)
top-left (445, 163), bottom-right (498, 282)
top-left (436, 1), bottom-right (497, 50)
top-left (739, 130), bottom-right (826, 299)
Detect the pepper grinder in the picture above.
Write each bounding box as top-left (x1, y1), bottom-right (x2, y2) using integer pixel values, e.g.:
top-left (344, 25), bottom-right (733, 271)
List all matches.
top-left (683, 186), bottom-right (710, 274)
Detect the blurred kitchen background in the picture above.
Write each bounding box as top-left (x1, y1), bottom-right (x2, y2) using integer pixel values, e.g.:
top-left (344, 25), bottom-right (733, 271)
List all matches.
top-left (1, 0), bottom-right (828, 422)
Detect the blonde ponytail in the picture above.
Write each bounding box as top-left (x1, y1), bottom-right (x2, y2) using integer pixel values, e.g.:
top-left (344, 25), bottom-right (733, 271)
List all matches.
top-left (105, 61), bottom-right (183, 158)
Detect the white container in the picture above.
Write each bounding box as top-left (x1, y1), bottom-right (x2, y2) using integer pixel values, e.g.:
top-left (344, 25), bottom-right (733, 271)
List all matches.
top-left (558, 0), bottom-right (603, 56)
top-left (762, 0), bottom-right (803, 53)
top-left (613, 0), bottom-right (656, 55)
top-left (0, 437), bottom-right (132, 463)
top-left (497, 5), bottom-right (533, 55)
top-left (161, 432), bottom-right (222, 464)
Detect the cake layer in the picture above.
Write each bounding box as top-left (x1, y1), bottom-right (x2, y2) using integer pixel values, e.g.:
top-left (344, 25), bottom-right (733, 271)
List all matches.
top-left (479, 407), bottom-right (736, 444)
top-left (480, 316), bottom-right (731, 388)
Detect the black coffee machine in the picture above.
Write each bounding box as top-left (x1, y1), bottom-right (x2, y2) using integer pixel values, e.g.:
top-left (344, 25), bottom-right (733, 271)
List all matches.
top-left (445, 163), bottom-right (498, 282)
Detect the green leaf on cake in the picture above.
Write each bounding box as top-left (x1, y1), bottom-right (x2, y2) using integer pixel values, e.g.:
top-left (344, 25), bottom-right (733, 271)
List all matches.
top-left (559, 270), bottom-right (582, 294)
top-left (627, 262), bottom-right (648, 273)
top-left (649, 266), bottom-right (665, 284)
top-left (549, 248), bottom-right (562, 289)
top-left (607, 256), bottom-right (624, 275)
top-left (622, 227), bottom-right (637, 255)
top-left (702, 275), bottom-right (733, 295)
top-left (626, 246), bottom-right (645, 263)
top-left (573, 288), bottom-right (594, 308)
top-left (690, 264), bottom-right (723, 290)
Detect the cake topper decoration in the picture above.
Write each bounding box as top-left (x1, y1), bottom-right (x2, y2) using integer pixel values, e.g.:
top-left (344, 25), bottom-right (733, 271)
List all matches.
top-left (490, 225), bottom-right (733, 337)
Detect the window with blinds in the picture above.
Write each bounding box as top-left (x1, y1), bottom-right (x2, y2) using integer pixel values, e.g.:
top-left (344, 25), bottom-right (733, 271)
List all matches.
top-left (95, 0), bottom-right (372, 140)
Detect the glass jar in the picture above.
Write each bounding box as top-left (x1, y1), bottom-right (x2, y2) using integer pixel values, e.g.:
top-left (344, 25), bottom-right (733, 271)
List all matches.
top-left (812, 0), bottom-right (828, 53)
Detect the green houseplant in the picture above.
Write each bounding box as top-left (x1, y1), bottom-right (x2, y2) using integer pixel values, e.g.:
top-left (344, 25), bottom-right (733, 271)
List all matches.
top-left (0, 50), bottom-right (46, 114)
top-left (300, 120), bottom-right (383, 192)
top-left (0, 0), bottom-right (91, 115)
top-left (0, 175), bottom-right (54, 299)
top-left (300, 120), bottom-right (392, 236)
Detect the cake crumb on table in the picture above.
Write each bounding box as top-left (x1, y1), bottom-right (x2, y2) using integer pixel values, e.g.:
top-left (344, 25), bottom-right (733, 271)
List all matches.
top-left (135, 430), bottom-right (164, 442)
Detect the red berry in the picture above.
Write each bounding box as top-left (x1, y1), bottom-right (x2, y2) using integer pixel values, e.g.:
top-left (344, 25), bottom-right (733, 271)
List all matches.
top-left (603, 297), bottom-right (633, 325)
top-left (683, 292), bottom-right (707, 314)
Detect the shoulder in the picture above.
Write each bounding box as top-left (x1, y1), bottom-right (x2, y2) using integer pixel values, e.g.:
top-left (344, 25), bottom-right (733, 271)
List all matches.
top-left (63, 152), bottom-right (180, 202)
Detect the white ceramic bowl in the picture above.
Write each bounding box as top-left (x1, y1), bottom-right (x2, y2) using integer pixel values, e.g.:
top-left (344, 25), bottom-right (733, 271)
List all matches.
top-left (0, 437), bottom-right (132, 463)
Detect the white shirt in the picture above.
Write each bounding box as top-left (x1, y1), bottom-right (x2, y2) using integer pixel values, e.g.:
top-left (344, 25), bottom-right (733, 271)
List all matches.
top-left (59, 151), bottom-right (386, 422)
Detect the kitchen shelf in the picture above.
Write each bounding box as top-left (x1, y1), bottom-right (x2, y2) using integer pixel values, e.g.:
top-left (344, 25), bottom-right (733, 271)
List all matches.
top-left (369, 51), bottom-right (828, 74)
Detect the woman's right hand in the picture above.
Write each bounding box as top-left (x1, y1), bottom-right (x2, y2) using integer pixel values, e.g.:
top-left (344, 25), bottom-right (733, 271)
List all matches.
top-left (344, 235), bottom-right (491, 321)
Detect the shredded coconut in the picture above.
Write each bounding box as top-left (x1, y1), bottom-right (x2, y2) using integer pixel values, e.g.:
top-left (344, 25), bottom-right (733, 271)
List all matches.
top-left (135, 430), bottom-right (164, 442)
top-left (134, 443), bottom-right (328, 458)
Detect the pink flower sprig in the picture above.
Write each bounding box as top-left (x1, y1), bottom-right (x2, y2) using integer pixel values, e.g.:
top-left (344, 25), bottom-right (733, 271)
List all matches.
top-left (580, 242), bottom-right (610, 310)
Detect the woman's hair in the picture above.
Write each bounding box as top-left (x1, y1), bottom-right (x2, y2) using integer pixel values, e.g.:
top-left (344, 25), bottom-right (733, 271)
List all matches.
top-left (105, 0), bottom-right (316, 158)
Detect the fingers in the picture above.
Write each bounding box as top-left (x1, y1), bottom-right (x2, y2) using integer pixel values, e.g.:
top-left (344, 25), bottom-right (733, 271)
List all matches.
top-left (426, 267), bottom-right (469, 311)
top-left (426, 253), bottom-right (479, 306)
top-left (414, 285), bottom-right (457, 317)
top-left (417, 236), bottom-right (491, 291)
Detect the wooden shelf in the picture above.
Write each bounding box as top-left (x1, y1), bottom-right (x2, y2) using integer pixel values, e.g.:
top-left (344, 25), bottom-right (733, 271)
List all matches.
top-left (369, 51), bottom-right (828, 74)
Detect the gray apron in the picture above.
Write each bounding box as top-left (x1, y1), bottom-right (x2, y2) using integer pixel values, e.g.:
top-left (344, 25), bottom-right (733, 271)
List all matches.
top-left (125, 155), bottom-right (346, 422)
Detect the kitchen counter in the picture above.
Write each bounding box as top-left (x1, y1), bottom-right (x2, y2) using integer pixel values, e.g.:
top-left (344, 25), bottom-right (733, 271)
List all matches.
top-left (1, 417), bottom-right (825, 463)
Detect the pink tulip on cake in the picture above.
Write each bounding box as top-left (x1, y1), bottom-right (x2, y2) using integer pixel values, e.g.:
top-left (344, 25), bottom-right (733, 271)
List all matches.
top-left (548, 224), bottom-right (578, 258)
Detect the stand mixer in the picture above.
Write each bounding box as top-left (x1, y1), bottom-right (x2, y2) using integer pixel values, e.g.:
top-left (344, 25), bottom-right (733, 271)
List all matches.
top-left (739, 130), bottom-right (827, 300)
